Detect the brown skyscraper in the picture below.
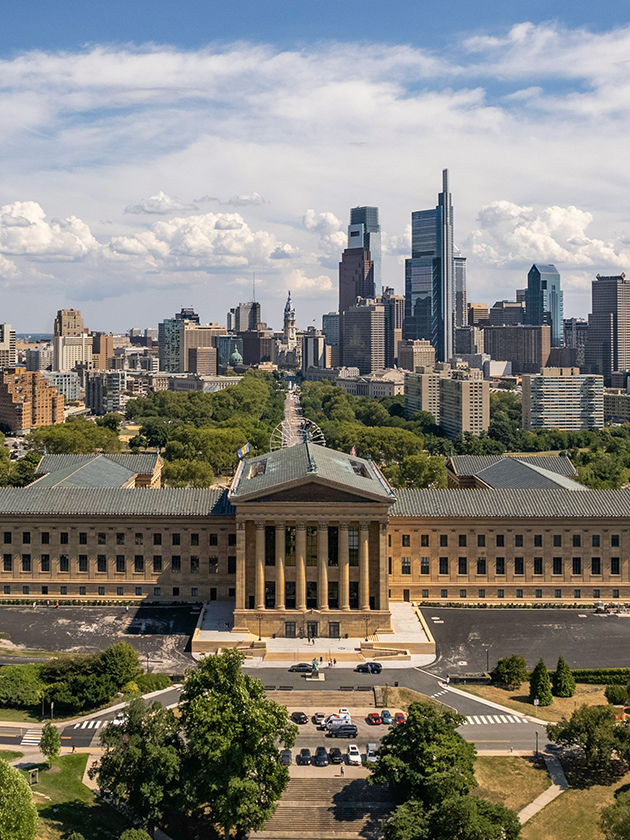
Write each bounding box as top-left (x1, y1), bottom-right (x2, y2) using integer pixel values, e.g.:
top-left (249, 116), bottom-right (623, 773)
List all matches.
top-left (338, 247), bottom-right (374, 364)
top-left (91, 333), bottom-right (114, 370)
top-left (54, 309), bottom-right (84, 337)
top-left (0, 368), bottom-right (64, 434)
top-left (585, 274), bottom-right (630, 385)
top-left (482, 325), bottom-right (551, 374)
top-left (342, 300), bottom-right (385, 374)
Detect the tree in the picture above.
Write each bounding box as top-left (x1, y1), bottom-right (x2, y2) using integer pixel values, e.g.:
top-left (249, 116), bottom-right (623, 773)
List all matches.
top-left (92, 699), bottom-right (182, 832)
top-left (179, 648), bottom-right (296, 838)
top-left (119, 831), bottom-right (153, 840)
top-left (552, 656), bottom-right (576, 698)
top-left (490, 655), bottom-right (528, 690)
top-left (529, 659), bottom-right (553, 706)
top-left (382, 454), bottom-right (448, 489)
top-left (162, 459), bottom-right (215, 488)
top-left (382, 796), bottom-right (521, 840)
top-left (98, 642), bottom-right (141, 689)
top-left (601, 791), bottom-right (630, 840)
top-left (96, 413), bottom-right (123, 433)
top-left (605, 685), bottom-right (629, 706)
top-left (66, 833), bottom-right (85, 840)
top-left (0, 758), bottom-right (38, 840)
top-left (547, 704), bottom-right (617, 770)
top-left (369, 701), bottom-right (475, 806)
top-left (40, 721), bottom-right (60, 765)
top-left (0, 664), bottom-right (44, 708)
top-left (27, 417), bottom-right (121, 454)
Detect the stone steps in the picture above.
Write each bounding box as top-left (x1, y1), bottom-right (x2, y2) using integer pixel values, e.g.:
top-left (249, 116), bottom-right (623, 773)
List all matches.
top-left (266, 690), bottom-right (376, 708)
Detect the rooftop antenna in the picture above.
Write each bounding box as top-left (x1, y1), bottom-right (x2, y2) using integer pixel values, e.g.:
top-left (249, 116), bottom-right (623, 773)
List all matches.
top-left (252, 272), bottom-right (256, 302)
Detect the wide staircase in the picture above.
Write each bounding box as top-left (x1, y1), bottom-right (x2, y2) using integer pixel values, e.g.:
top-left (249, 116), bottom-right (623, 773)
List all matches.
top-left (252, 778), bottom-right (393, 839)
top-left (266, 690), bottom-right (376, 709)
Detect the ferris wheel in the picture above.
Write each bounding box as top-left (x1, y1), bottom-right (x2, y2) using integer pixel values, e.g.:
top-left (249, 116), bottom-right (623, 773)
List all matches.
top-left (269, 418), bottom-right (326, 451)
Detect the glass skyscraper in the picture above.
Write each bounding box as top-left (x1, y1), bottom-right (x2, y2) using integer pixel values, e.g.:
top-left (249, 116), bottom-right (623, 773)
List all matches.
top-left (403, 170), bottom-right (454, 362)
top-left (525, 264), bottom-right (564, 347)
top-left (348, 206), bottom-right (381, 289)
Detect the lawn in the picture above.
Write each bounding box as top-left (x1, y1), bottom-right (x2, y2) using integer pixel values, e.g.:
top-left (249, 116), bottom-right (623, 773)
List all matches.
top-left (521, 770), bottom-right (630, 840)
top-left (374, 685), bottom-right (443, 711)
top-left (458, 682), bottom-right (608, 722)
top-left (0, 749), bottom-right (23, 761)
top-left (474, 756), bottom-right (551, 813)
top-left (22, 754), bottom-right (131, 840)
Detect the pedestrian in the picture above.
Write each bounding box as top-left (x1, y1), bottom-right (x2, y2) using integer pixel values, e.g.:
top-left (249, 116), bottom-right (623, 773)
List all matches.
top-left (125, 605), bottom-right (129, 613)
top-left (340, 765), bottom-right (345, 776)
top-left (55, 601), bottom-right (58, 609)
top-left (46, 600), bottom-right (50, 607)
top-left (72, 745), bottom-right (76, 753)
top-left (320, 656), bottom-right (323, 663)
top-left (445, 675), bottom-right (450, 687)
top-left (32, 602), bottom-right (36, 609)
top-left (333, 658), bottom-right (337, 667)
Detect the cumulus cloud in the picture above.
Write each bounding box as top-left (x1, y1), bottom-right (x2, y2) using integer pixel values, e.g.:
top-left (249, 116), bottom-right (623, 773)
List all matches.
top-left (384, 224), bottom-right (412, 257)
top-left (221, 192), bottom-right (269, 207)
top-left (0, 253), bottom-right (20, 280)
top-left (0, 201), bottom-right (99, 260)
top-left (302, 209), bottom-right (346, 266)
top-left (124, 191), bottom-right (198, 214)
top-left (283, 268), bottom-right (334, 294)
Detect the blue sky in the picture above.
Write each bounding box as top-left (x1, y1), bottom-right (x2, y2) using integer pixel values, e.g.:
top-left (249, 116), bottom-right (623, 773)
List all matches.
top-left (1, 2), bottom-right (630, 331)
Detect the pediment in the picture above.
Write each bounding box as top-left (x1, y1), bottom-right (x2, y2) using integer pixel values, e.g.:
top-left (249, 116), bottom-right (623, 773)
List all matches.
top-left (232, 474), bottom-right (394, 505)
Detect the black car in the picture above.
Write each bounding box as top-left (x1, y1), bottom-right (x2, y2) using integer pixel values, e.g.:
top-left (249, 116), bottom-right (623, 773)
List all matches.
top-left (355, 662), bottom-right (382, 674)
top-left (312, 746), bottom-right (329, 767)
top-left (298, 748), bottom-right (312, 765)
top-left (328, 747), bottom-right (343, 764)
top-left (289, 663), bottom-right (313, 673)
top-left (280, 749), bottom-right (292, 766)
top-left (328, 724), bottom-right (358, 738)
top-left (291, 711), bottom-right (308, 724)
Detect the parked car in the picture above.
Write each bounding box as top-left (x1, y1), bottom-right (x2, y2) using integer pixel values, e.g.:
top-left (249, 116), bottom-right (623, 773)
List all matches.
top-left (280, 749), bottom-right (292, 766)
top-left (328, 747), bottom-right (343, 764)
top-left (347, 744), bottom-right (362, 765)
top-left (338, 708), bottom-right (351, 716)
top-left (394, 712), bottom-right (406, 725)
top-left (289, 663), bottom-right (312, 673)
top-left (291, 711), bottom-right (308, 724)
top-left (314, 712), bottom-right (326, 726)
top-left (328, 724), bottom-right (358, 738)
top-left (112, 712), bottom-right (126, 726)
top-left (367, 712), bottom-right (382, 725)
top-left (298, 748), bottom-right (312, 765)
top-left (355, 662), bottom-right (383, 674)
top-left (313, 746), bottom-right (329, 767)
top-left (381, 710), bottom-right (393, 725)
top-left (366, 743), bottom-right (378, 763)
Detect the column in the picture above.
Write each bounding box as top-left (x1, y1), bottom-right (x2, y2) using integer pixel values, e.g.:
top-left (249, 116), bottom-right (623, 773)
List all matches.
top-left (379, 521), bottom-right (389, 613)
top-left (296, 522), bottom-right (307, 610)
top-left (339, 522), bottom-right (350, 610)
top-left (359, 521), bottom-right (370, 610)
top-left (255, 521), bottom-right (265, 610)
top-left (318, 521), bottom-right (329, 611)
top-left (275, 521), bottom-right (285, 610)
top-left (235, 521), bottom-right (246, 611)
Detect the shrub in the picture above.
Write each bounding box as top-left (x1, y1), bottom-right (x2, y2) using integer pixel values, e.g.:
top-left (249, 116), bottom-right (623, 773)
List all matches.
top-left (552, 656), bottom-right (576, 698)
top-left (605, 685), bottom-right (629, 706)
top-left (0, 759), bottom-right (38, 840)
top-left (98, 642), bottom-right (141, 689)
top-left (491, 655), bottom-right (528, 690)
top-left (119, 830), bottom-right (152, 840)
top-left (0, 664), bottom-right (44, 708)
top-left (135, 673), bottom-right (172, 693)
top-left (570, 669), bottom-right (630, 685)
top-left (529, 659), bottom-right (553, 706)
top-left (121, 682), bottom-right (140, 696)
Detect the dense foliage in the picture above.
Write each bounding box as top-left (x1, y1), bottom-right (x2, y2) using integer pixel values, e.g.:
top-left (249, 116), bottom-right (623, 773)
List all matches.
top-left (552, 656), bottom-right (576, 698)
top-left (547, 705), bottom-right (629, 770)
top-left (0, 436), bottom-right (42, 487)
top-left (529, 659), bottom-right (553, 706)
top-left (0, 759), bottom-right (38, 840)
top-left (27, 416), bottom-right (122, 454)
top-left (601, 789), bottom-right (630, 839)
top-left (490, 654), bottom-right (529, 690)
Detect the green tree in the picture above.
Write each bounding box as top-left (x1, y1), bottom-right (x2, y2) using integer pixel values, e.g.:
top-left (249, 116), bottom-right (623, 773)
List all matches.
top-left (91, 699), bottom-right (182, 832)
top-left (547, 705), bottom-right (617, 770)
top-left (369, 701), bottom-right (475, 806)
top-left (8, 452), bottom-right (42, 487)
top-left (96, 413), bottom-right (123, 433)
top-left (98, 642), bottom-right (141, 689)
top-left (529, 659), bottom-right (553, 707)
top-left (27, 417), bottom-right (121, 454)
top-left (162, 459), bottom-right (215, 488)
top-left (382, 800), bottom-right (429, 840)
top-left (601, 790), bottom-right (630, 840)
top-left (40, 721), bottom-right (60, 765)
top-left (119, 831), bottom-right (153, 840)
top-left (490, 655), bottom-right (528, 690)
top-left (0, 664), bottom-right (44, 708)
top-left (552, 656), bottom-right (576, 698)
top-left (66, 833), bottom-right (86, 840)
top-left (382, 796), bottom-right (521, 840)
top-left (0, 758), bottom-right (38, 840)
top-left (179, 648), bottom-right (296, 838)
top-left (605, 685), bottom-right (629, 706)
top-left (382, 453), bottom-right (448, 489)
top-left (128, 435), bottom-right (148, 451)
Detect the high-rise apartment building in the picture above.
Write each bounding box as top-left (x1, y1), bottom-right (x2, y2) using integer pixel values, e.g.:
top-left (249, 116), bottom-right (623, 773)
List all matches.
top-left (404, 370), bottom-right (442, 421)
top-left (54, 309), bottom-right (84, 337)
top-left (380, 287), bottom-right (405, 368)
top-left (86, 371), bottom-right (127, 415)
top-left (52, 308), bottom-right (91, 372)
top-left (338, 247), bottom-right (375, 364)
top-left (91, 333), bottom-right (114, 370)
top-left (0, 368), bottom-right (64, 433)
top-left (482, 325), bottom-right (551, 374)
top-left (454, 326), bottom-right (484, 356)
top-left (397, 340), bottom-right (436, 372)
top-left (0, 325), bottom-right (16, 369)
top-left (348, 206), bottom-right (381, 289)
top-left (489, 300), bottom-right (526, 325)
top-left (439, 372), bottom-right (489, 440)
top-left (302, 328), bottom-right (328, 372)
top-left (525, 264), bottom-right (564, 346)
top-left (585, 274), bottom-right (630, 385)
top-left (454, 248), bottom-right (467, 328)
top-left (522, 368), bottom-right (604, 431)
top-left (25, 347), bottom-right (53, 372)
top-left (341, 300), bottom-right (385, 375)
top-left (403, 169), bottom-right (454, 362)
top-left (564, 317), bottom-right (588, 368)
top-left (40, 371), bottom-right (81, 402)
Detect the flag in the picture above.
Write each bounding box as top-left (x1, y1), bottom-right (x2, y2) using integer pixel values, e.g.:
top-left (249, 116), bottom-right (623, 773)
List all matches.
top-left (237, 442), bottom-right (250, 459)
top-left (350, 445), bottom-right (356, 456)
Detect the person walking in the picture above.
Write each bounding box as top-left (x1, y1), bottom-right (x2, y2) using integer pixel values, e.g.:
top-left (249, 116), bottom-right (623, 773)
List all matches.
top-left (340, 765), bottom-right (345, 777)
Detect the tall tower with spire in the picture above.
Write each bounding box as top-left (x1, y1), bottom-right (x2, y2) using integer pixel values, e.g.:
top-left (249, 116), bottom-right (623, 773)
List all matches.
top-left (283, 291), bottom-right (297, 347)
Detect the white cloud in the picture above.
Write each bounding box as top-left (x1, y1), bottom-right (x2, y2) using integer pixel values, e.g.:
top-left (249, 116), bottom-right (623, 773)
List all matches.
top-left (0, 201), bottom-right (99, 260)
top-left (302, 209), bottom-right (346, 266)
top-left (283, 268), bottom-right (334, 294)
top-left (124, 191), bottom-right (198, 214)
top-left (384, 224), bottom-right (412, 257)
top-left (222, 192), bottom-right (269, 207)
top-left (0, 254), bottom-right (20, 280)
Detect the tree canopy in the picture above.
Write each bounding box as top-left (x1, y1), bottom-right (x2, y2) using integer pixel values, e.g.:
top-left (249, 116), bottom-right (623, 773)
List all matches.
top-left (0, 759), bottom-right (38, 840)
top-left (27, 417), bottom-right (121, 454)
top-left (547, 705), bottom-right (619, 770)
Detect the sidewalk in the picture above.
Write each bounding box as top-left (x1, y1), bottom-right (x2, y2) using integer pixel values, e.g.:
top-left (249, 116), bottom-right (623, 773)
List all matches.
top-left (518, 755), bottom-right (568, 823)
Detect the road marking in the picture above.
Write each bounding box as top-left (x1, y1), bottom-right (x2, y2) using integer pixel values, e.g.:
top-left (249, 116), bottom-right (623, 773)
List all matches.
top-left (94, 720), bottom-right (102, 729)
top-left (479, 716), bottom-right (489, 724)
top-left (472, 716), bottom-right (482, 724)
top-left (80, 721), bottom-right (88, 729)
top-left (464, 714), bottom-right (529, 726)
top-left (20, 728), bottom-right (42, 746)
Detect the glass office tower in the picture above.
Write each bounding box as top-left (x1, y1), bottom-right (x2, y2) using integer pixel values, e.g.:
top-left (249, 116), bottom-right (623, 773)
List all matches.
top-left (526, 264), bottom-right (564, 347)
top-left (348, 206), bottom-right (381, 289)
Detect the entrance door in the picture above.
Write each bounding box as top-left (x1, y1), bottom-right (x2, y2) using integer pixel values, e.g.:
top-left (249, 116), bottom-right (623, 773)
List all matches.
top-left (328, 622), bottom-right (340, 639)
top-left (307, 621), bottom-right (318, 639)
top-left (285, 622), bottom-right (296, 638)
top-left (403, 589), bottom-right (410, 602)
top-left (210, 587), bottom-right (217, 601)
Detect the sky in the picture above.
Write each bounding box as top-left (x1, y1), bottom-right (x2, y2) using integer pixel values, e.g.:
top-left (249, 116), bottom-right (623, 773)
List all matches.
top-left (2, 1), bottom-right (630, 333)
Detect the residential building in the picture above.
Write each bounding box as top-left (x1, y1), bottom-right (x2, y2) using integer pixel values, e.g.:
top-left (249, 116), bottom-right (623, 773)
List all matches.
top-left (483, 360), bottom-right (512, 378)
top-left (454, 326), bottom-right (484, 356)
top-left (468, 302), bottom-right (489, 326)
top-left (454, 248), bottom-right (467, 328)
top-left (482, 325), bottom-right (551, 374)
top-left (0, 325), bottom-right (16, 369)
top-left (0, 368), bottom-right (64, 433)
top-left (91, 333), bottom-right (114, 370)
top-left (302, 328), bottom-right (328, 372)
top-left (380, 287), bottom-right (405, 368)
top-left (338, 247), bottom-right (375, 364)
top-left (25, 347), bottom-right (53, 372)
top-left (349, 206), bottom-right (381, 289)
top-left (604, 389), bottom-right (630, 423)
top-left (522, 368), bottom-right (604, 431)
top-left (404, 369), bottom-right (442, 422)
top-left (341, 299), bottom-right (385, 375)
top-left (187, 347), bottom-right (217, 375)
top-left (41, 371), bottom-right (81, 402)
top-left (439, 372), bottom-right (490, 440)
top-left (403, 170), bottom-right (454, 362)
top-left (525, 264), bottom-right (564, 346)
top-left (86, 371), bottom-right (127, 415)
top-left (52, 334), bottom-right (93, 373)
top-left (564, 317), bottom-right (588, 367)
top-left (397, 339), bottom-right (436, 372)
top-left (585, 274), bottom-right (630, 385)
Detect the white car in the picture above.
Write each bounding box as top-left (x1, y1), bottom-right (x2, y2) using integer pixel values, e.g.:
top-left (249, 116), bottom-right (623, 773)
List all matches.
top-left (366, 743), bottom-right (378, 763)
top-left (111, 712), bottom-right (126, 726)
top-left (347, 744), bottom-right (361, 766)
top-left (338, 708), bottom-right (351, 717)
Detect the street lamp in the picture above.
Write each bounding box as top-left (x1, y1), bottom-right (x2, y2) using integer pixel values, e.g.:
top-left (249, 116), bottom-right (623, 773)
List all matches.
top-left (364, 614), bottom-right (369, 642)
top-left (256, 613), bottom-right (264, 641)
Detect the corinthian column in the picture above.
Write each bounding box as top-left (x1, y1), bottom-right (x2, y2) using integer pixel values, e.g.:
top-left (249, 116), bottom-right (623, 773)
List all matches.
top-left (359, 521), bottom-right (370, 611)
top-left (255, 521), bottom-right (265, 610)
top-left (318, 521), bottom-right (329, 611)
top-left (296, 522), bottom-right (307, 611)
top-left (275, 522), bottom-right (285, 610)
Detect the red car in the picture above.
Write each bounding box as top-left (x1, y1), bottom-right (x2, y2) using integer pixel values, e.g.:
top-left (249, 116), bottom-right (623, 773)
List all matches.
top-left (394, 712), bottom-right (406, 726)
top-left (367, 712), bottom-right (382, 725)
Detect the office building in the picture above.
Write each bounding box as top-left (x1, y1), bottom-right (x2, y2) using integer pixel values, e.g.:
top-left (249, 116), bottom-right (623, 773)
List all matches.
top-left (54, 309), bottom-right (84, 338)
top-left (25, 347), bottom-right (53, 372)
top-left (404, 370), bottom-right (442, 421)
top-left (489, 300), bottom-right (526, 326)
top-left (0, 368), bottom-right (64, 433)
top-left (522, 368), bottom-right (604, 431)
top-left (585, 274), bottom-right (630, 385)
top-left (187, 347), bottom-right (217, 376)
top-left (338, 247), bottom-right (375, 364)
top-left (91, 333), bottom-right (114, 371)
top-left (217, 336), bottom-right (244, 369)
top-left (348, 206), bottom-right (381, 289)
top-left (482, 325), bottom-right (551, 374)
top-left (380, 287), bottom-right (405, 368)
top-left (238, 329), bottom-right (274, 365)
top-left (526, 264), bottom-right (564, 346)
top-left (454, 248), bottom-right (467, 328)
top-left (322, 313), bottom-right (339, 346)
top-left (454, 326), bottom-right (483, 356)
top-left (302, 328), bottom-right (328, 372)
top-left (0, 325), bottom-right (16, 368)
top-left (604, 390), bottom-right (630, 423)
top-left (341, 300), bottom-right (385, 375)
top-left (439, 372), bottom-right (490, 440)
top-left (180, 324), bottom-right (226, 372)
top-left (403, 170), bottom-right (454, 362)
top-left (227, 301), bottom-right (262, 333)
top-left (564, 317), bottom-right (588, 368)
top-left (397, 340), bottom-right (436, 372)
top-left (468, 302), bottom-right (489, 326)
top-left (41, 371), bottom-right (81, 402)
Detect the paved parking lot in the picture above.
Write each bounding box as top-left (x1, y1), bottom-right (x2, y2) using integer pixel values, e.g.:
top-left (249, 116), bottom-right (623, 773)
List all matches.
top-left (422, 607), bottom-right (630, 673)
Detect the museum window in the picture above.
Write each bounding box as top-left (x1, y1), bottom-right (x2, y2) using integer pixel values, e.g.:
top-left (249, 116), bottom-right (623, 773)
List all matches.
top-left (23, 532), bottom-right (31, 545)
top-left (611, 557), bottom-right (621, 575)
top-left (3, 554), bottom-right (11, 572)
top-left (458, 557), bottom-right (467, 575)
top-left (306, 526), bottom-right (318, 566)
top-left (593, 588), bottom-right (600, 598)
top-left (440, 589), bottom-right (448, 599)
top-left (477, 535), bottom-right (486, 548)
top-left (497, 589), bottom-right (504, 599)
top-left (573, 535), bottom-right (581, 547)
top-left (285, 581), bottom-right (296, 610)
top-left (153, 534), bottom-right (162, 546)
top-left (116, 533), bottom-right (125, 545)
top-left (60, 586), bottom-right (67, 595)
top-left (41, 555), bottom-right (50, 572)
top-left (401, 557), bottom-right (411, 575)
top-left (420, 557), bottom-right (430, 575)
top-left (422, 589), bottom-right (429, 599)
top-left (265, 526), bottom-right (276, 566)
top-left (227, 556), bottom-right (236, 574)
top-left (402, 535), bottom-right (410, 547)
top-left (439, 557), bottom-right (448, 575)
top-left (190, 587), bottom-right (198, 598)
top-left (191, 534), bottom-right (199, 547)
top-left (348, 527), bottom-right (359, 567)
top-left (190, 557), bottom-right (199, 574)
top-left (97, 556), bottom-right (107, 573)
top-left (98, 533), bottom-right (106, 545)
top-left (209, 533), bottom-right (218, 546)
top-left (535, 589), bottom-right (542, 599)
top-left (496, 535), bottom-right (504, 548)
top-left (574, 589), bottom-right (581, 599)
top-left (515, 535), bottom-right (523, 547)
top-left (553, 535), bottom-right (562, 547)
top-left (117, 587), bottom-right (124, 596)
top-left (514, 557), bottom-right (524, 575)
top-left (59, 555), bottom-right (69, 572)
top-left (591, 557), bottom-right (601, 575)
top-left (172, 534), bottom-right (181, 546)
top-left (327, 581), bottom-right (338, 610)
top-left (23, 586), bottom-right (30, 595)
top-left (79, 533), bottom-right (88, 545)
top-left (79, 555), bottom-right (88, 572)
top-left (439, 535), bottom-right (448, 547)
top-left (534, 557), bottom-right (543, 575)
top-left (459, 589), bottom-right (466, 598)
top-left (478, 589), bottom-right (485, 598)
top-left (328, 526), bottom-right (339, 566)
top-left (209, 557), bottom-right (218, 574)
top-left (41, 532), bottom-right (50, 544)
top-left (172, 587), bottom-right (179, 597)
top-left (134, 555), bottom-right (144, 573)
top-left (136, 587), bottom-right (143, 596)
top-left (477, 556), bottom-right (486, 575)
top-left (154, 587), bottom-right (161, 597)
top-left (349, 581), bottom-right (359, 609)
top-left (135, 533), bottom-right (143, 545)
top-left (613, 589), bottom-right (620, 599)
top-left (388, 557), bottom-right (392, 574)
top-left (592, 535), bottom-right (601, 548)
top-left (171, 556), bottom-right (181, 573)
top-left (554, 589), bottom-right (562, 598)
top-left (41, 586), bottom-right (48, 595)
top-left (285, 527), bottom-right (296, 567)
top-left (60, 532), bottom-right (68, 545)
top-left (79, 586), bottom-right (86, 596)
top-left (228, 534), bottom-right (236, 546)
top-left (116, 555), bottom-right (126, 573)
top-left (516, 589), bottom-right (523, 598)
top-left (495, 557), bottom-right (505, 575)
top-left (534, 535), bottom-right (543, 547)
top-left (421, 535), bottom-right (429, 547)
top-left (1, 532), bottom-right (10, 545)
top-left (612, 535), bottom-right (620, 548)
top-left (572, 557), bottom-right (582, 575)
top-left (459, 535), bottom-right (467, 548)
top-left (552, 557), bottom-right (563, 575)
top-left (152, 556), bottom-right (162, 573)
top-left (306, 581), bottom-right (318, 609)
top-left (3, 586), bottom-right (8, 595)
top-left (98, 586), bottom-right (105, 596)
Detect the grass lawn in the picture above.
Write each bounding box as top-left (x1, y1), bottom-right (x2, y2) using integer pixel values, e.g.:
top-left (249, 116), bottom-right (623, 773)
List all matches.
top-left (374, 685), bottom-right (444, 711)
top-left (0, 749), bottom-right (23, 761)
top-left (458, 683), bottom-right (608, 722)
top-left (521, 770), bottom-right (630, 840)
top-left (474, 756), bottom-right (551, 813)
top-left (23, 755), bottom-right (131, 840)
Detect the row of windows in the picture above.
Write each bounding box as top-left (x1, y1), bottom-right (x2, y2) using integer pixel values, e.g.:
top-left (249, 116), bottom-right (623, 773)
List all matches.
top-left (396, 557), bottom-right (622, 576)
top-left (264, 526), bottom-right (359, 567)
top-left (395, 533), bottom-right (621, 549)
top-left (1, 585), bottom-right (220, 598)
top-left (2, 532), bottom-right (233, 547)
top-left (2, 555), bottom-right (236, 575)
top-left (430, 588), bottom-right (622, 600)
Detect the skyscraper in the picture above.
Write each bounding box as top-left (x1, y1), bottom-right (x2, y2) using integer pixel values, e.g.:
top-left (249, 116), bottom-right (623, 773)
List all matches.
top-left (585, 273), bottom-right (630, 384)
top-left (403, 170), bottom-right (454, 362)
top-left (348, 206), bottom-right (381, 289)
top-left (338, 247), bottom-right (375, 365)
top-left (454, 248), bottom-right (467, 328)
top-left (525, 264), bottom-right (564, 347)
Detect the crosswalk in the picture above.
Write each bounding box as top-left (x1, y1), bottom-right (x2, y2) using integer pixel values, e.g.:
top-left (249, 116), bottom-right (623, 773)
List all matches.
top-left (461, 714), bottom-right (528, 726)
top-left (21, 728), bottom-right (42, 746)
top-left (73, 719), bottom-right (106, 730)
